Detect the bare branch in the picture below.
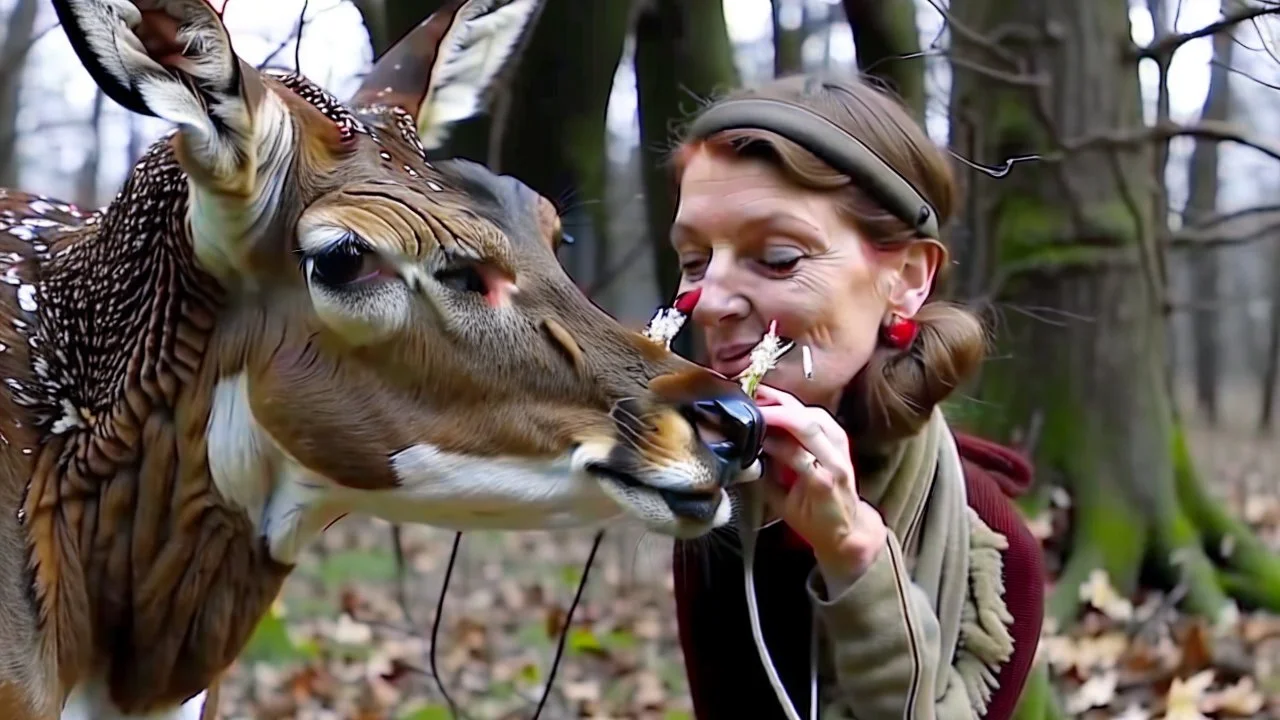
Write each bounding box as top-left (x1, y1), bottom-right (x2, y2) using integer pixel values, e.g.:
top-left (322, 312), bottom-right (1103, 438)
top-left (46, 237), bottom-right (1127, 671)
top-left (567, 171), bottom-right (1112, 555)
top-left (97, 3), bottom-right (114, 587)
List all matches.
top-left (920, 0), bottom-right (1020, 67)
top-left (1170, 219), bottom-right (1280, 247)
top-left (1134, 4), bottom-right (1280, 59)
top-left (1182, 203), bottom-right (1280, 232)
top-left (947, 54), bottom-right (1049, 87)
top-left (1054, 120), bottom-right (1280, 164)
top-left (1213, 57), bottom-right (1280, 91)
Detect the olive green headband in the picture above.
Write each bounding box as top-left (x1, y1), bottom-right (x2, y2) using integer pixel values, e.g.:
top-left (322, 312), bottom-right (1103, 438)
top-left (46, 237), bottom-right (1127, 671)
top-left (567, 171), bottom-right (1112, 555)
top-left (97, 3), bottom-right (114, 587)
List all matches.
top-left (685, 97), bottom-right (941, 240)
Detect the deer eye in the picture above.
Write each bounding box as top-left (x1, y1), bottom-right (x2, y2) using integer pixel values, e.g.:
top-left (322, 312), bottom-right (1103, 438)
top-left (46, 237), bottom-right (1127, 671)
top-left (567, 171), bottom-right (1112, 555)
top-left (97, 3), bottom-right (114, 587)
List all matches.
top-left (433, 262), bottom-right (488, 295)
top-left (305, 236), bottom-right (380, 288)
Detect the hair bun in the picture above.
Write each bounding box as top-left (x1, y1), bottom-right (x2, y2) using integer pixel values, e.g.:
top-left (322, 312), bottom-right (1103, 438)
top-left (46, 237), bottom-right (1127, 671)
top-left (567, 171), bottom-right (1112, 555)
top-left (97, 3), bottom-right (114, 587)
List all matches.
top-left (842, 301), bottom-right (987, 444)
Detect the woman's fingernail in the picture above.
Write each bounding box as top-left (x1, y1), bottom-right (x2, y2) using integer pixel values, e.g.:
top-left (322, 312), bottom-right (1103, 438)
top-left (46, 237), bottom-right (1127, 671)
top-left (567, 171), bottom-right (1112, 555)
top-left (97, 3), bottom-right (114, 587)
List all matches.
top-left (674, 288), bottom-right (702, 314)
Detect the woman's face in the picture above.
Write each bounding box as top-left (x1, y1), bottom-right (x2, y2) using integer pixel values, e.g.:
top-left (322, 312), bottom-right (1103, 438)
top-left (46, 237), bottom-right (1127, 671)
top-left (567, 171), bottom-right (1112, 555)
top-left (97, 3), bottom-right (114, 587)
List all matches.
top-left (671, 147), bottom-right (938, 410)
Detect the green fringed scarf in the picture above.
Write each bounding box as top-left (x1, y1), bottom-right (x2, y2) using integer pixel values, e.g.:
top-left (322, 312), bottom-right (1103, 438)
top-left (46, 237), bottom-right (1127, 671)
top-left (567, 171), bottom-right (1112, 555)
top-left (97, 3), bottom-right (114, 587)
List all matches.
top-left (822, 407), bottom-right (1017, 717)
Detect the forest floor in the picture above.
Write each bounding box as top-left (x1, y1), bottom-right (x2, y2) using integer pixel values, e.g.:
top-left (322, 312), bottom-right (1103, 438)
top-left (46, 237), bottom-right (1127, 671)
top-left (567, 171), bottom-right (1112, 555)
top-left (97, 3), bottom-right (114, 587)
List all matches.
top-left (213, 377), bottom-right (1280, 720)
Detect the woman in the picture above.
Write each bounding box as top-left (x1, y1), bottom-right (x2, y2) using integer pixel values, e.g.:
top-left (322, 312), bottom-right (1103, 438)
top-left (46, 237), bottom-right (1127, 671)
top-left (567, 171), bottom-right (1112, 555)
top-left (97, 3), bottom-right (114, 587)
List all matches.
top-left (667, 74), bottom-right (1046, 720)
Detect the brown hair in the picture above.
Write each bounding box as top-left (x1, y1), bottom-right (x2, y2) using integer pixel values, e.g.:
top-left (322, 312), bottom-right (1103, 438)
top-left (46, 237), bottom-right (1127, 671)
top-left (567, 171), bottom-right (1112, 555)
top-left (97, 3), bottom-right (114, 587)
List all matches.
top-left (671, 74), bottom-right (987, 445)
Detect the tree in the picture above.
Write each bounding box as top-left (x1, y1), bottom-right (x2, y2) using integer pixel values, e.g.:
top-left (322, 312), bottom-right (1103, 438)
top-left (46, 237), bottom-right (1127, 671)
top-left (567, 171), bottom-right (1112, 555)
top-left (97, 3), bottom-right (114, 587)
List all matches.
top-left (633, 0), bottom-right (740, 358)
top-left (352, 0), bottom-right (446, 57)
top-left (494, 0), bottom-right (635, 290)
top-left (1182, 4), bottom-right (1235, 427)
top-left (840, 0), bottom-right (925, 122)
top-left (946, 0), bottom-right (1280, 631)
top-left (0, 0), bottom-right (40, 187)
top-left (771, 0), bottom-right (805, 76)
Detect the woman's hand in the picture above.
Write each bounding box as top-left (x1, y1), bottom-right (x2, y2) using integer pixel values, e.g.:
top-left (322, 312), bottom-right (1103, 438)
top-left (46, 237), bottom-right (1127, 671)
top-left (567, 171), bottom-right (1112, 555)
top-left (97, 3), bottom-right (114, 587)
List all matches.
top-left (753, 383), bottom-right (888, 583)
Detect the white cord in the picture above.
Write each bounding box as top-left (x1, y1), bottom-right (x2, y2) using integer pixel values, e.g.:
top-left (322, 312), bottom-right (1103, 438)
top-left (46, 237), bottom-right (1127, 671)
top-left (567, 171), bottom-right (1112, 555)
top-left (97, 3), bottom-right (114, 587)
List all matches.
top-left (737, 481), bottom-right (817, 720)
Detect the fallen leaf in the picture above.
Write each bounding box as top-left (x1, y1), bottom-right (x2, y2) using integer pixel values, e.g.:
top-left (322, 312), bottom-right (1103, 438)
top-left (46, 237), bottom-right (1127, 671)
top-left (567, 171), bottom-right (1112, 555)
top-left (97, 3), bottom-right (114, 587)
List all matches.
top-left (1201, 676), bottom-right (1266, 716)
top-left (1080, 569), bottom-right (1134, 622)
top-left (1160, 669), bottom-right (1215, 720)
top-left (1066, 670), bottom-right (1118, 715)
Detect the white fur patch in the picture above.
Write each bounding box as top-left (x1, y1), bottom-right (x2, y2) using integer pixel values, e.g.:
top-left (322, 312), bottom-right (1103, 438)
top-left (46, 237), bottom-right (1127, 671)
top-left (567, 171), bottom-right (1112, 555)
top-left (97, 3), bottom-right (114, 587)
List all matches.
top-left (187, 92), bottom-right (296, 283)
top-left (63, 681), bottom-right (206, 720)
top-left (417, 0), bottom-right (542, 149)
top-left (205, 373), bottom-right (635, 566)
top-left (376, 443), bottom-right (623, 529)
top-left (206, 374), bottom-right (273, 526)
top-left (64, 0), bottom-right (241, 162)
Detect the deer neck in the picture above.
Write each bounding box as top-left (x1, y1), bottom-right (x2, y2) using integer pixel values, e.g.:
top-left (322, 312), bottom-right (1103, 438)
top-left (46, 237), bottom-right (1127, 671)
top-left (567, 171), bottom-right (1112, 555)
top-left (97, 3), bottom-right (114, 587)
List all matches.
top-left (2, 141), bottom-right (294, 715)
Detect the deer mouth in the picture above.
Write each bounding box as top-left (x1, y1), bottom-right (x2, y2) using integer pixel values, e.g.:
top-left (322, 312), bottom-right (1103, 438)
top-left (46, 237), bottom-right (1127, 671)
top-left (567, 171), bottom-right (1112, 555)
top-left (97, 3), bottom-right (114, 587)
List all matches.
top-left (584, 461), bottom-right (727, 525)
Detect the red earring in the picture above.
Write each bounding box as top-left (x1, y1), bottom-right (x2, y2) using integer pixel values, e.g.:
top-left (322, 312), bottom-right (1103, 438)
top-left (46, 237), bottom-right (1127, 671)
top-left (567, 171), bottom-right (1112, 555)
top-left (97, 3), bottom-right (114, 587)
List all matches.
top-left (882, 313), bottom-right (919, 350)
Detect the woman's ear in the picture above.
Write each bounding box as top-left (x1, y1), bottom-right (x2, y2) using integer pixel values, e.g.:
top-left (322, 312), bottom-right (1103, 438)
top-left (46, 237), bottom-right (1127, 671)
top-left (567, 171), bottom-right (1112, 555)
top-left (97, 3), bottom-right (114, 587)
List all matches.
top-left (887, 239), bottom-right (944, 318)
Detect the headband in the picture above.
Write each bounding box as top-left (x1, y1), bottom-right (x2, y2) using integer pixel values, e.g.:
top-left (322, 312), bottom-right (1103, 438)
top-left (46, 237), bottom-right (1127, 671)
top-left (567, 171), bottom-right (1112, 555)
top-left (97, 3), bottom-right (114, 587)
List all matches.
top-left (685, 97), bottom-right (940, 240)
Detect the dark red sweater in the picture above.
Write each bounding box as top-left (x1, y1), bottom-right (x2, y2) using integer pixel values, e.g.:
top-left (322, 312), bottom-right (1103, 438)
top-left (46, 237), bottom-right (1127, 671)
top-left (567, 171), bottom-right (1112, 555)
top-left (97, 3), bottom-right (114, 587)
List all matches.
top-left (672, 431), bottom-right (1045, 720)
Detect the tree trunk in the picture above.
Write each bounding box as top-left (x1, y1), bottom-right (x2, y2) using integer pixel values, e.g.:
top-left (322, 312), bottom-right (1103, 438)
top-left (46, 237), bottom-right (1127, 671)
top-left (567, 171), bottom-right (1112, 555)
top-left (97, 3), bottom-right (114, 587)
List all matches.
top-left (353, 0), bottom-right (446, 57)
top-left (73, 90), bottom-right (105, 209)
top-left (0, 0), bottom-right (39, 187)
top-left (1184, 18), bottom-right (1234, 426)
top-left (841, 0), bottom-right (925, 122)
top-left (495, 0), bottom-right (634, 298)
top-left (1258, 243), bottom-right (1280, 431)
top-left (949, 0), bottom-right (1280, 631)
top-left (771, 0), bottom-right (805, 76)
top-left (634, 0), bottom-right (739, 358)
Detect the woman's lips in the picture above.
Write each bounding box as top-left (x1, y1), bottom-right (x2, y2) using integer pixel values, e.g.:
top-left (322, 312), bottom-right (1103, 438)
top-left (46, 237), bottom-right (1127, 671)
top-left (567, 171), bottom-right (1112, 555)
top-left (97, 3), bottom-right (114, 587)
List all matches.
top-left (710, 342), bottom-right (756, 376)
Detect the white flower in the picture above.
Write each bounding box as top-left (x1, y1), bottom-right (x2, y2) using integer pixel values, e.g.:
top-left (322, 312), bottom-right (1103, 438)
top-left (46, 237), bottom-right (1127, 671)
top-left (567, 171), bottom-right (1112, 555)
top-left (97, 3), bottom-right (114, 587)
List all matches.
top-left (737, 320), bottom-right (794, 397)
top-left (643, 307), bottom-right (688, 349)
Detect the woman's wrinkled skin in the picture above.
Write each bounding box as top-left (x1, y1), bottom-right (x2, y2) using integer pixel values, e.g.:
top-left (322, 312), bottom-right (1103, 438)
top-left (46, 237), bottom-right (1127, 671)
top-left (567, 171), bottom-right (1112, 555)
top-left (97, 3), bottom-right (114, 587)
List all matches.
top-left (671, 146), bottom-right (942, 582)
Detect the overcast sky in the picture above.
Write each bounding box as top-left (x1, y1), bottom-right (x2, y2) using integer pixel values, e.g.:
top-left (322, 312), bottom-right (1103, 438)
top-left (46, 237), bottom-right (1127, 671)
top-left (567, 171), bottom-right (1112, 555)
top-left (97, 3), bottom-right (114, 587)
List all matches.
top-left (3, 0), bottom-right (1275, 214)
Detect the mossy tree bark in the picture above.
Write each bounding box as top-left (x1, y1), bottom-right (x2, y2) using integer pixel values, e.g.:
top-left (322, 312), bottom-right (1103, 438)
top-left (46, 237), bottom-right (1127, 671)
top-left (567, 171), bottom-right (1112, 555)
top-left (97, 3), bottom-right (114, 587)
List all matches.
top-left (947, 0), bottom-right (1280, 635)
top-left (840, 0), bottom-right (925, 122)
top-left (634, 0), bottom-right (740, 357)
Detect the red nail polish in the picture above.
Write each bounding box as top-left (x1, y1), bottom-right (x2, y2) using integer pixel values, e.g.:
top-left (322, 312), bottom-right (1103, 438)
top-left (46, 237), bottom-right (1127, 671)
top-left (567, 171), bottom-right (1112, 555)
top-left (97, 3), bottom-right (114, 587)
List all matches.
top-left (784, 525), bottom-right (812, 550)
top-left (674, 288), bottom-right (702, 314)
top-left (777, 465), bottom-right (798, 490)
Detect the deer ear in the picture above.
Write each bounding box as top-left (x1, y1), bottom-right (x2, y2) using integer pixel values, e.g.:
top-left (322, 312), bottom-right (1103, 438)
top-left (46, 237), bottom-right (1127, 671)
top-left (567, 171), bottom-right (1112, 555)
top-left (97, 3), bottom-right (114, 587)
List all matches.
top-left (348, 0), bottom-right (543, 150)
top-left (52, 0), bottom-right (265, 127)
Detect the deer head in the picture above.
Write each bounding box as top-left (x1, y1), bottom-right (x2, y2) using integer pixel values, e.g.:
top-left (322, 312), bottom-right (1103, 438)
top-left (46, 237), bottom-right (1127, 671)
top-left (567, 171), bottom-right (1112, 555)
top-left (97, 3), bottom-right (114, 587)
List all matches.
top-left (47, 0), bottom-right (765, 554)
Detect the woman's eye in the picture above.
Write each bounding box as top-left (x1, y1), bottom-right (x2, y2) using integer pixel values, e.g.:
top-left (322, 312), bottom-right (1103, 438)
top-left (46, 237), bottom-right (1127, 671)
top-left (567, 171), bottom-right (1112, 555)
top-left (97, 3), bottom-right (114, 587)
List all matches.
top-left (760, 254), bottom-right (803, 273)
top-left (307, 240), bottom-right (380, 287)
top-left (679, 257), bottom-right (708, 277)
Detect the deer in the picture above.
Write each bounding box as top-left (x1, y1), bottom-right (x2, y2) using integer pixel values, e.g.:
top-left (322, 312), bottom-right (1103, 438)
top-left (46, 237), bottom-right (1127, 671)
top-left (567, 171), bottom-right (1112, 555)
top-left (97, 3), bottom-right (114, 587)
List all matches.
top-left (0, 0), bottom-right (767, 717)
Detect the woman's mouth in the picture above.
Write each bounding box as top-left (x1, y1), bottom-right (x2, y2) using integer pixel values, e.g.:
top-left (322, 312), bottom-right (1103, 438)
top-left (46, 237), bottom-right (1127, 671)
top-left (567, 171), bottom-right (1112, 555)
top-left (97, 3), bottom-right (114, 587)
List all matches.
top-left (710, 336), bottom-right (797, 377)
top-left (710, 343), bottom-right (756, 376)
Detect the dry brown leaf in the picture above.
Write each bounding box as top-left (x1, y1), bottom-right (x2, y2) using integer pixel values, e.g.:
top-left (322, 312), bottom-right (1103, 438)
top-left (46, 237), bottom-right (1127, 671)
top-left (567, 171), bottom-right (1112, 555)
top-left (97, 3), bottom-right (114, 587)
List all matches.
top-left (1066, 670), bottom-right (1118, 715)
top-left (562, 679), bottom-right (602, 704)
top-left (633, 670), bottom-right (666, 709)
top-left (1026, 513), bottom-right (1053, 541)
top-left (1080, 569), bottom-right (1134, 622)
top-left (1241, 613), bottom-right (1280, 644)
top-left (1175, 621), bottom-right (1215, 677)
top-left (1201, 676), bottom-right (1266, 717)
top-left (1159, 669), bottom-right (1215, 720)
top-left (1115, 702), bottom-right (1153, 720)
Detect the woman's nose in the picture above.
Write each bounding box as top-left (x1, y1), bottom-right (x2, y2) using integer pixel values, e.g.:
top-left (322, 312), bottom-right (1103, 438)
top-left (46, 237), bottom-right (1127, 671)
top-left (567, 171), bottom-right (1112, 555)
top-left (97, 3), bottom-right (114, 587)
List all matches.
top-left (691, 255), bottom-right (750, 325)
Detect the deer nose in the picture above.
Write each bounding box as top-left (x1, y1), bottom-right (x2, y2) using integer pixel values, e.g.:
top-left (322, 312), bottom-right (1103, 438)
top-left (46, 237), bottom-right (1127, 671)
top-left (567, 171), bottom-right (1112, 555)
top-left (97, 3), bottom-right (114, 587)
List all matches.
top-left (686, 393), bottom-right (766, 475)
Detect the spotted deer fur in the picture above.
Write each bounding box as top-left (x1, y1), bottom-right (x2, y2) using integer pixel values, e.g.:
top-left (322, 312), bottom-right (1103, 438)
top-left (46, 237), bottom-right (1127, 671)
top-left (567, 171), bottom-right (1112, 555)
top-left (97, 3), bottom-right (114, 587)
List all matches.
top-left (0, 1), bottom-right (765, 717)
